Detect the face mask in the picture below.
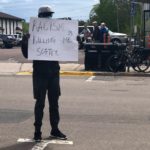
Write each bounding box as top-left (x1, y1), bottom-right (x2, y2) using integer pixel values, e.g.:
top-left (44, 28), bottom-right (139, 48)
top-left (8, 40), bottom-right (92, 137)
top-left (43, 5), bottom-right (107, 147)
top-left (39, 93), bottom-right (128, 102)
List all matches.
top-left (39, 13), bottom-right (53, 18)
top-left (44, 16), bottom-right (52, 19)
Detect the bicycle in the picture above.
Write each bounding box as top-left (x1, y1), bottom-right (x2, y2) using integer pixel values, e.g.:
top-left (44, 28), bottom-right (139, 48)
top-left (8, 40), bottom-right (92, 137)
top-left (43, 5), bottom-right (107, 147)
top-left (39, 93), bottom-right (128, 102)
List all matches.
top-left (135, 47), bottom-right (150, 73)
top-left (106, 43), bottom-right (142, 72)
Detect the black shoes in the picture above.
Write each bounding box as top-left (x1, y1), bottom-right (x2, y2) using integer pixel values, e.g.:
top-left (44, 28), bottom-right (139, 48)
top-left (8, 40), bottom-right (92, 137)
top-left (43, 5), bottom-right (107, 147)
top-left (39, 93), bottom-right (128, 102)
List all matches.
top-left (34, 131), bottom-right (42, 142)
top-left (34, 129), bottom-right (67, 141)
top-left (50, 129), bottom-right (67, 140)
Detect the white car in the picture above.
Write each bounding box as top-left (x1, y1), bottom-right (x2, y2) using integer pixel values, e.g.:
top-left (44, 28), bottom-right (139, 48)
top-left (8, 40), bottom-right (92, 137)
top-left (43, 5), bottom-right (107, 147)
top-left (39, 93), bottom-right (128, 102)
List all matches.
top-left (13, 34), bottom-right (22, 45)
top-left (108, 30), bottom-right (128, 44)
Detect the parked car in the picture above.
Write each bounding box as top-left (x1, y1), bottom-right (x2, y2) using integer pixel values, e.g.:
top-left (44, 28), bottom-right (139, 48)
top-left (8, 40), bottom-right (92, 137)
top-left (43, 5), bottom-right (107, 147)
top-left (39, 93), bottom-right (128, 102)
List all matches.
top-left (0, 38), bottom-right (4, 48)
top-left (78, 26), bottom-right (94, 34)
top-left (13, 34), bottom-right (22, 45)
top-left (78, 26), bottom-right (94, 49)
top-left (77, 25), bottom-right (128, 49)
top-left (108, 30), bottom-right (128, 44)
top-left (7, 35), bottom-right (18, 46)
top-left (0, 34), bottom-right (15, 48)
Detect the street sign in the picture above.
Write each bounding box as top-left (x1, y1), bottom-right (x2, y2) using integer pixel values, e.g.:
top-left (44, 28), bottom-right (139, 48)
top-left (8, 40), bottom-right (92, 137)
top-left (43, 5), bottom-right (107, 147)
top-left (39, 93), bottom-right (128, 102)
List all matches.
top-left (131, 0), bottom-right (136, 16)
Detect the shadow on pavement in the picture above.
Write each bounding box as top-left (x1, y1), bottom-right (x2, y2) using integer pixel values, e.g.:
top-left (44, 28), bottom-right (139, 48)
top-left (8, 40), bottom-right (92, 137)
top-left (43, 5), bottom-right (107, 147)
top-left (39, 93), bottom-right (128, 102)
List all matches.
top-left (0, 143), bottom-right (35, 150)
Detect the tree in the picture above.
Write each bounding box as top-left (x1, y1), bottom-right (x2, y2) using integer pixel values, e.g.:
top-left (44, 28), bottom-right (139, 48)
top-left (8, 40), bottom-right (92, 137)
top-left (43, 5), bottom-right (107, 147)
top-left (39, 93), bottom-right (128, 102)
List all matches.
top-left (90, 0), bottom-right (117, 31)
top-left (114, 0), bottom-right (130, 33)
top-left (78, 20), bottom-right (86, 26)
top-left (89, 0), bottom-right (141, 34)
top-left (22, 21), bottom-right (29, 34)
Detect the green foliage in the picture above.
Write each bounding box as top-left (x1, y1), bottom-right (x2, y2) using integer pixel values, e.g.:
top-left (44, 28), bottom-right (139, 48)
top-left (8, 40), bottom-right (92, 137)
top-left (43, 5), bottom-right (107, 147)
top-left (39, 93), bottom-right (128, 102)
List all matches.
top-left (22, 21), bottom-right (29, 34)
top-left (89, 0), bottom-right (142, 34)
top-left (78, 20), bottom-right (86, 26)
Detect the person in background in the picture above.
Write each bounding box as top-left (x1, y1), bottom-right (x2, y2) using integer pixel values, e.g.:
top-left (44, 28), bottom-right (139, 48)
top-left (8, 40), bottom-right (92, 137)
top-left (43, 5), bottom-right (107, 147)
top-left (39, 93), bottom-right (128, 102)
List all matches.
top-left (21, 5), bottom-right (67, 142)
top-left (80, 25), bottom-right (91, 42)
top-left (99, 22), bottom-right (109, 43)
top-left (92, 21), bottom-right (100, 42)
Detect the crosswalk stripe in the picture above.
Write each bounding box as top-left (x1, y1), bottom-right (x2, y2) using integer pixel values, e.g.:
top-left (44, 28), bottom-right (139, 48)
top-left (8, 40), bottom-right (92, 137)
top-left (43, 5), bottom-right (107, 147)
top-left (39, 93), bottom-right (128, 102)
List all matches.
top-left (17, 138), bottom-right (73, 145)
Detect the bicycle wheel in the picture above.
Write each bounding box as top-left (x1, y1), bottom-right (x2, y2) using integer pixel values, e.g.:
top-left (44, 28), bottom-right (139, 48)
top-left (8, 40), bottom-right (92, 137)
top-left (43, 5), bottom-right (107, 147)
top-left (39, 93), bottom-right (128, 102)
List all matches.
top-left (130, 54), bottom-right (141, 72)
top-left (137, 59), bottom-right (150, 72)
top-left (106, 55), bottom-right (124, 72)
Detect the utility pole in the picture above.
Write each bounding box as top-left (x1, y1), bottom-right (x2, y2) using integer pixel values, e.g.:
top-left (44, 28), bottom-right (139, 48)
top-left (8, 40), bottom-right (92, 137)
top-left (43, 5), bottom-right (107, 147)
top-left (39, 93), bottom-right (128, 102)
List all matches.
top-left (114, 0), bottom-right (119, 32)
top-left (116, 3), bottom-right (119, 32)
top-left (130, 0), bottom-right (136, 37)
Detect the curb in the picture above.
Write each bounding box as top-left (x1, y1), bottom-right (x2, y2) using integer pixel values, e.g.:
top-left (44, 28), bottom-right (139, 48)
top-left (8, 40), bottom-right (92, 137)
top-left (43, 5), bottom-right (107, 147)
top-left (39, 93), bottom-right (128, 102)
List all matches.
top-left (60, 71), bottom-right (94, 76)
top-left (93, 72), bottom-right (150, 77)
top-left (16, 72), bottom-right (32, 75)
top-left (16, 71), bottom-right (94, 76)
top-left (15, 71), bottom-right (150, 77)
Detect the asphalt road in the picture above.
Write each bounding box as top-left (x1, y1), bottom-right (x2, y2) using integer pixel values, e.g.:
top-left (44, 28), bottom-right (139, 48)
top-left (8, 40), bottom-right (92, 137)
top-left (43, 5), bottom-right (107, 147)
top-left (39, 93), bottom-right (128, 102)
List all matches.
top-left (1, 75), bottom-right (150, 150)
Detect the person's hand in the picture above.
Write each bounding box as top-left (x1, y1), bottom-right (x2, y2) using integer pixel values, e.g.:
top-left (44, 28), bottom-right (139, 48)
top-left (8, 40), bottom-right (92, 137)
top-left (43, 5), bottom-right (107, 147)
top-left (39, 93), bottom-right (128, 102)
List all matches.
top-left (25, 33), bottom-right (30, 39)
top-left (76, 35), bottom-right (80, 42)
top-left (23, 33), bottom-right (30, 40)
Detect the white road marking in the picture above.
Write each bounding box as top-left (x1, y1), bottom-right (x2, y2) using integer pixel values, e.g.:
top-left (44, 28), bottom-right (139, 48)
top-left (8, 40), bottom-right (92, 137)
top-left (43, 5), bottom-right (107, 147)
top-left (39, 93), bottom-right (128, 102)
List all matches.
top-left (17, 138), bottom-right (73, 150)
top-left (86, 76), bottom-right (95, 82)
top-left (32, 141), bottom-right (49, 150)
top-left (17, 138), bottom-right (34, 142)
top-left (17, 138), bottom-right (73, 144)
top-left (8, 58), bottom-right (18, 63)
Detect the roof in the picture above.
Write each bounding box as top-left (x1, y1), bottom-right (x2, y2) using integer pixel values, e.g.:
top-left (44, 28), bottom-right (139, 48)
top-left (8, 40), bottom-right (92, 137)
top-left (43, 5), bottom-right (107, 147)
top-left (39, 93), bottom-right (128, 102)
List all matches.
top-left (0, 12), bottom-right (23, 21)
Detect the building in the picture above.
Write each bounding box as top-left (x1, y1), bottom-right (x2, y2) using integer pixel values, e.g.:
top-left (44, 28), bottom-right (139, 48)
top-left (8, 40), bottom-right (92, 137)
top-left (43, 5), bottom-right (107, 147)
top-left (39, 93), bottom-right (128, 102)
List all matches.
top-left (139, 1), bottom-right (150, 47)
top-left (137, 0), bottom-right (150, 3)
top-left (0, 12), bottom-right (24, 35)
top-left (136, 0), bottom-right (150, 7)
top-left (132, 0), bottom-right (150, 47)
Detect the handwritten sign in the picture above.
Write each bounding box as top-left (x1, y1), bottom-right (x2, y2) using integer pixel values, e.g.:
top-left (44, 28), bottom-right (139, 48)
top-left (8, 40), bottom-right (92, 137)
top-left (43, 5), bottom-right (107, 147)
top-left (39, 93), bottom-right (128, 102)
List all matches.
top-left (28, 17), bottom-right (78, 61)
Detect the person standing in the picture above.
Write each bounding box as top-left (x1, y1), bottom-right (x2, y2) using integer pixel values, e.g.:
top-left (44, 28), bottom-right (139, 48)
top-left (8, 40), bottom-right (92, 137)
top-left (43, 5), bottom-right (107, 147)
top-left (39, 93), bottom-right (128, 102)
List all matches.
top-left (92, 21), bottom-right (100, 42)
top-left (21, 5), bottom-right (67, 141)
top-left (80, 25), bottom-right (91, 42)
top-left (99, 22), bottom-right (109, 43)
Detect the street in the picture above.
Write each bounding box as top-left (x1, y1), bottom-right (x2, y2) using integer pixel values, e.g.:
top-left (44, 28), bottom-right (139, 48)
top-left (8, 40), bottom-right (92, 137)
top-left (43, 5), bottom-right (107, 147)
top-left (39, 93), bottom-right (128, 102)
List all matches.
top-left (0, 75), bottom-right (150, 149)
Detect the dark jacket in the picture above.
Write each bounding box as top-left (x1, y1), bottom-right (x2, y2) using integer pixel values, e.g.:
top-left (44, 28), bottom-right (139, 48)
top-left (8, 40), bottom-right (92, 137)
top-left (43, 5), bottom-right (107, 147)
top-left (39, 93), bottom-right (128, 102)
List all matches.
top-left (21, 34), bottom-right (60, 78)
top-left (92, 26), bottom-right (100, 42)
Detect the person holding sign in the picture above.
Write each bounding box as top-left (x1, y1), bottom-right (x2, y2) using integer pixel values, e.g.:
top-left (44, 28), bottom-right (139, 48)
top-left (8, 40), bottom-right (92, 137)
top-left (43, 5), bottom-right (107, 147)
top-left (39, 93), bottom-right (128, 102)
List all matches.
top-left (21, 5), bottom-right (67, 141)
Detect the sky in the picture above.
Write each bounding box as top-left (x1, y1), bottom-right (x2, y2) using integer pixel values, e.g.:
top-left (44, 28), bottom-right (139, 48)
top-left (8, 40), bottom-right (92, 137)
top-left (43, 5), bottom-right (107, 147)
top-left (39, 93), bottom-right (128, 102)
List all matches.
top-left (0, 0), bottom-right (99, 22)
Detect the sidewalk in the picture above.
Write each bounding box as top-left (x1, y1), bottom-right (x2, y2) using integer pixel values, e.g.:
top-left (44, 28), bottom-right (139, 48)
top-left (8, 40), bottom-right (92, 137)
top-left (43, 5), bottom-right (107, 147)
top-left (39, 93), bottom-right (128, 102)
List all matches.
top-left (0, 62), bottom-right (150, 77)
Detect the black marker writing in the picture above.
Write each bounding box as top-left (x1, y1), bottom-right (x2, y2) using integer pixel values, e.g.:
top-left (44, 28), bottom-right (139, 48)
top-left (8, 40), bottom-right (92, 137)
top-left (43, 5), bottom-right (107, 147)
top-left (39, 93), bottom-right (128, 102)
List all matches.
top-left (49, 22), bottom-right (64, 31)
top-left (33, 35), bottom-right (56, 44)
top-left (32, 20), bottom-right (64, 32)
top-left (67, 30), bottom-right (73, 36)
top-left (36, 47), bottom-right (58, 57)
top-left (32, 19), bottom-right (36, 32)
top-left (62, 37), bottom-right (72, 44)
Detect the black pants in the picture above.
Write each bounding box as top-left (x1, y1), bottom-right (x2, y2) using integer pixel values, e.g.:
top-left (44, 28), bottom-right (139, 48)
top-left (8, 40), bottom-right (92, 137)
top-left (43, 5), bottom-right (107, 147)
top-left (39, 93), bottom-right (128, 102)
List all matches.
top-left (33, 73), bottom-right (61, 132)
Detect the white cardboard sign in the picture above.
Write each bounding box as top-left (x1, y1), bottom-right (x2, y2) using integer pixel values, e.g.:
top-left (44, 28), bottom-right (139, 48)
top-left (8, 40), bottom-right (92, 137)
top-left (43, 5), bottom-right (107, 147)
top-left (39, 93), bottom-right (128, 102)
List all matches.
top-left (28, 17), bottom-right (78, 61)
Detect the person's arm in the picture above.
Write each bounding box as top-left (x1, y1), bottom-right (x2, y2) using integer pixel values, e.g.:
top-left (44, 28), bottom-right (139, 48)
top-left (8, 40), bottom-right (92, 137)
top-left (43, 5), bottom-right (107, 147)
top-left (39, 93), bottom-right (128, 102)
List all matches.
top-left (21, 34), bottom-right (30, 58)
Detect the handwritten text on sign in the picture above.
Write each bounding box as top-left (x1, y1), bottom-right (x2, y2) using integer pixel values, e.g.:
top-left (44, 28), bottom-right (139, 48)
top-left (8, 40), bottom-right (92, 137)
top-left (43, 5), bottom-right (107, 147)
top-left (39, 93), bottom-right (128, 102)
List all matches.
top-left (28, 17), bottom-right (78, 61)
